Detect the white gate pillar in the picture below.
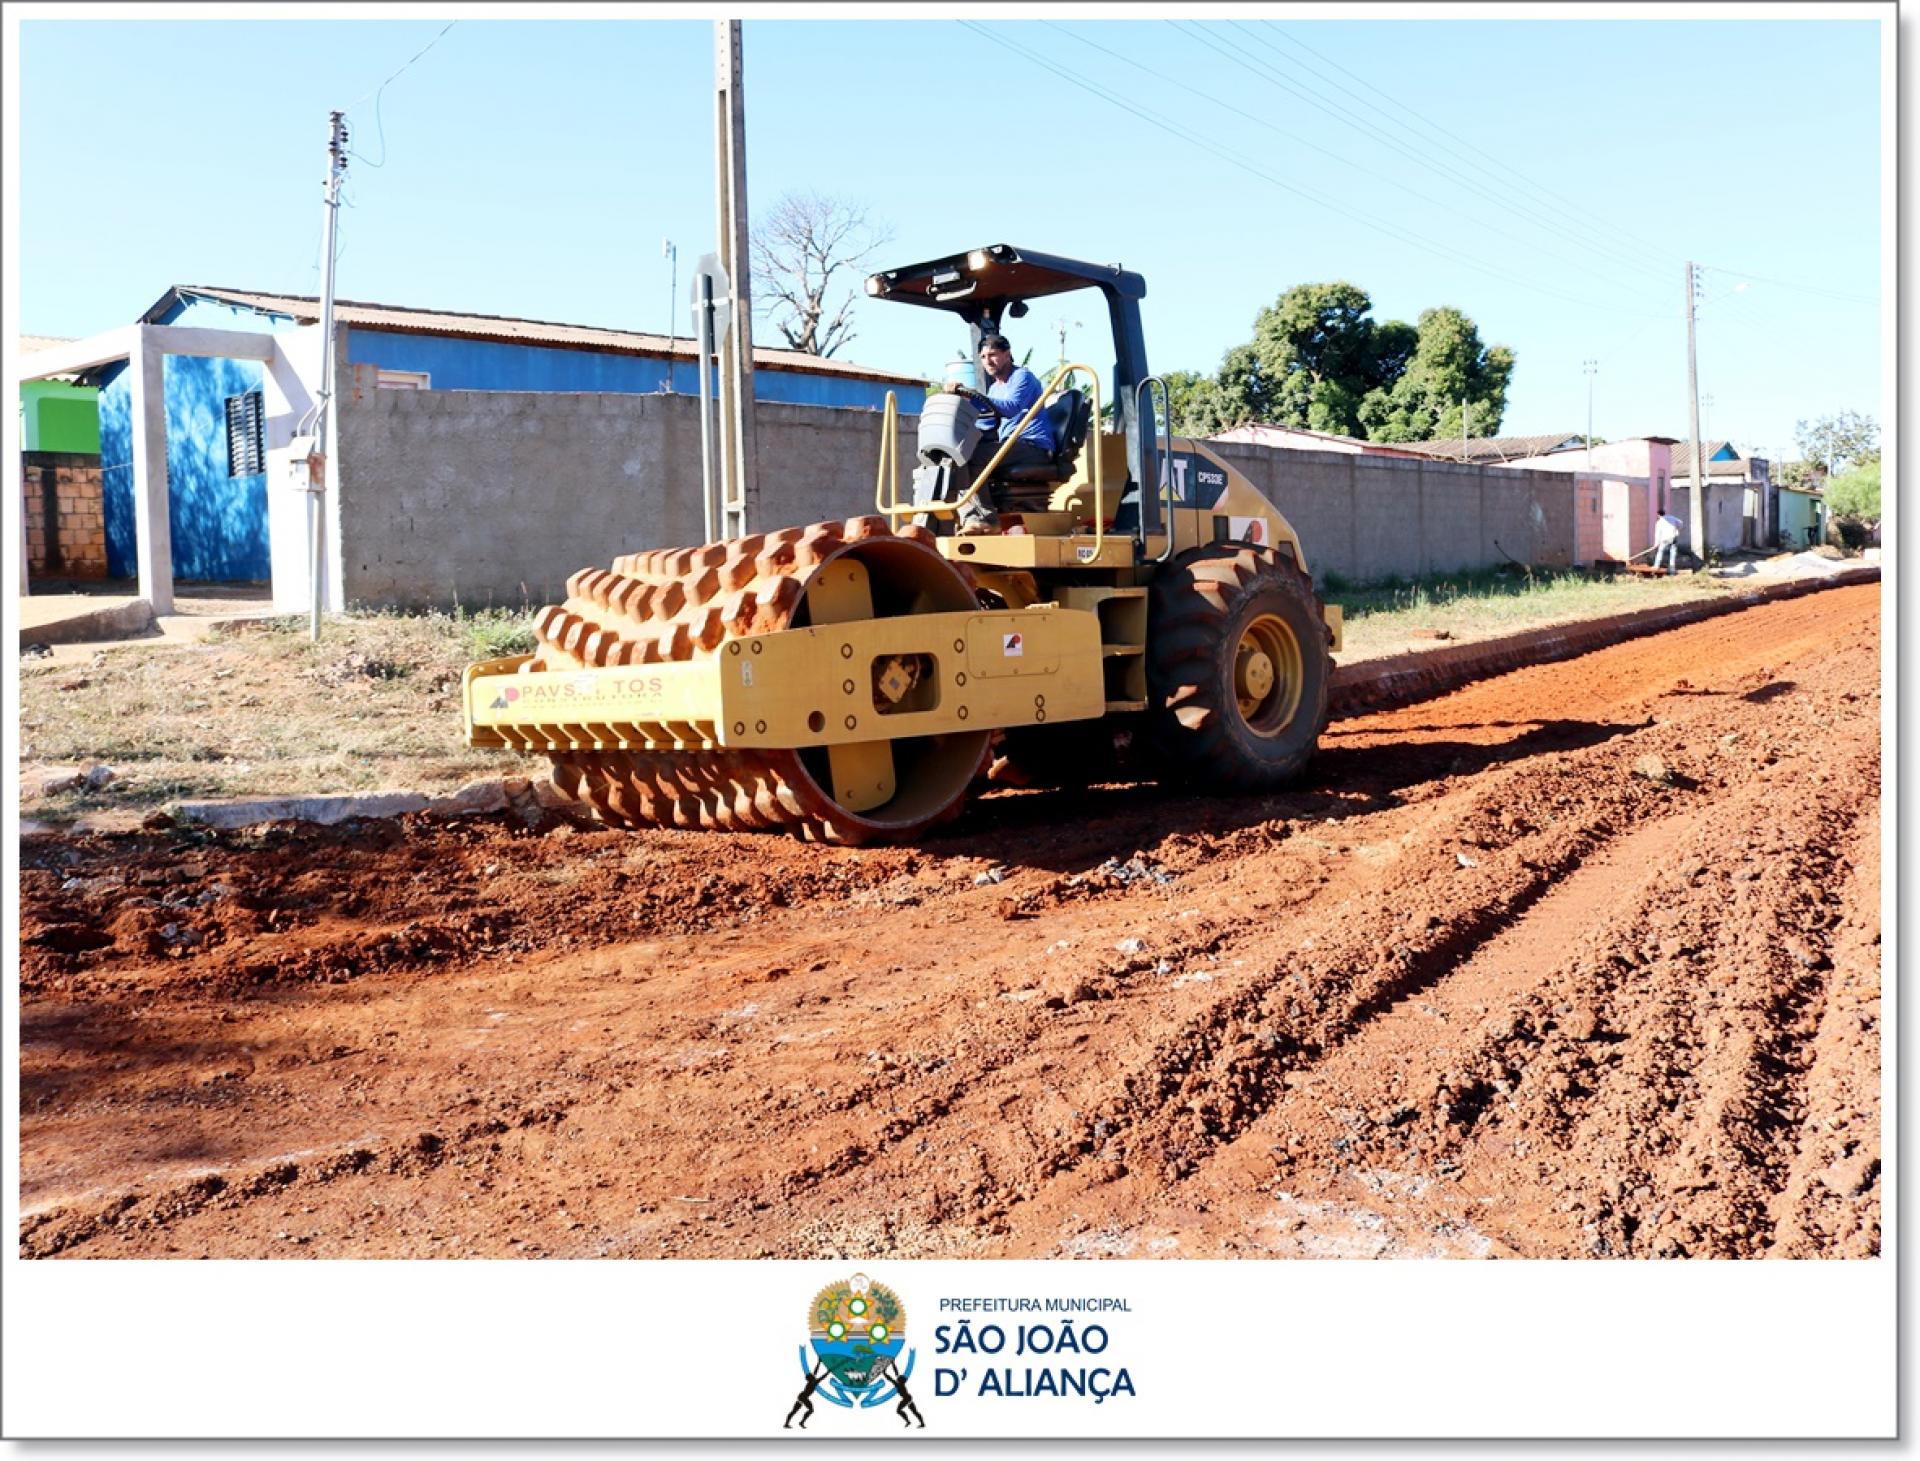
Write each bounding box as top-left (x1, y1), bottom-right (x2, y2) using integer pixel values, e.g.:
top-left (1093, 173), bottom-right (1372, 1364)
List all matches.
top-left (127, 329), bottom-right (174, 614)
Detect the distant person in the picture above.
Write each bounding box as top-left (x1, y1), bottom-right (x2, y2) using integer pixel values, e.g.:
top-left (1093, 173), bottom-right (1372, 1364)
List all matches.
top-left (942, 333), bottom-right (1057, 534)
top-left (1652, 510), bottom-right (1683, 573)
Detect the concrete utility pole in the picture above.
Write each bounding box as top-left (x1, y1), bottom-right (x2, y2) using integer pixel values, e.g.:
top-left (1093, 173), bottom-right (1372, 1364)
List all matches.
top-left (309, 109), bottom-right (349, 642)
top-left (713, 20), bottom-right (758, 538)
top-left (1583, 358), bottom-right (1598, 468)
top-left (1684, 260), bottom-right (1706, 562)
top-left (663, 238), bottom-right (678, 350)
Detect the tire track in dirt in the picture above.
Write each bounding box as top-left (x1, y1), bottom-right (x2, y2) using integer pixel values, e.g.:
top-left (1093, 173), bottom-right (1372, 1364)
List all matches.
top-left (1765, 804), bottom-right (1882, 1256)
top-left (1046, 609), bottom-right (1883, 1259)
top-left (761, 589), bottom-right (1882, 1258)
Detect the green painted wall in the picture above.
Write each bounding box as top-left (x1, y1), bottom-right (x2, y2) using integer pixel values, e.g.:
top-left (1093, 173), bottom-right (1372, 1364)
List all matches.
top-left (1777, 488), bottom-right (1827, 547)
top-left (20, 380), bottom-right (100, 454)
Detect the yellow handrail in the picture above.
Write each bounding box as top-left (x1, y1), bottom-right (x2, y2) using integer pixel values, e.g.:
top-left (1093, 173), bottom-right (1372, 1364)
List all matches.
top-left (872, 389), bottom-right (900, 514)
top-left (879, 363), bottom-right (1104, 555)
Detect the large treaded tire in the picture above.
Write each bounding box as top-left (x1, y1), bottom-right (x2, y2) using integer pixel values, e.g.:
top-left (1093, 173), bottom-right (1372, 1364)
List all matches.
top-left (1145, 544), bottom-right (1332, 790)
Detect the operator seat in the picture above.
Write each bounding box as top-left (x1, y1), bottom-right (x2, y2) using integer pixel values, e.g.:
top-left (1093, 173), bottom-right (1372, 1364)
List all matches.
top-left (997, 388), bottom-right (1092, 489)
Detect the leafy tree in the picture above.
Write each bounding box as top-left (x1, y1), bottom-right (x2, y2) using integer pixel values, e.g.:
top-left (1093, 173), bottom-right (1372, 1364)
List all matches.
top-left (1161, 369), bottom-right (1223, 435)
top-left (1169, 284), bottom-right (1511, 443)
top-left (1774, 459), bottom-right (1818, 491)
top-left (749, 192), bottom-right (893, 357)
top-left (1793, 410), bottom-right (1879, 477)
top-left (1242, 282), bottom-right (1415, 437)
top-left (1358, 307), bottom-right (1515, 442)
top-left (1826, 455), bottom-right (1881, 518)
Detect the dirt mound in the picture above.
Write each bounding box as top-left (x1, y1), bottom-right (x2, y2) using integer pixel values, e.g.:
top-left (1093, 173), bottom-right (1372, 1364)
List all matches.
top-left (19, 583), bottom-right (1881, 1259)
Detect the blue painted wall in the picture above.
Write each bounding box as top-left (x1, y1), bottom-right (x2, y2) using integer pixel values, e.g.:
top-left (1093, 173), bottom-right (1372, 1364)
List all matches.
top-left (98, 294), bottom-right (912, 582)
top-left (345, 328), bottom-right (906, 410)
top-left (99, 354), bottom-right (271, 582)
top-left (99, 298), bottom-right (279, 581)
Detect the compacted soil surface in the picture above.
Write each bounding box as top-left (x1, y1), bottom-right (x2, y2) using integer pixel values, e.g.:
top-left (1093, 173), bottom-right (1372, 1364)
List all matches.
top-left (19, 583), bottom-right (1881, 1260)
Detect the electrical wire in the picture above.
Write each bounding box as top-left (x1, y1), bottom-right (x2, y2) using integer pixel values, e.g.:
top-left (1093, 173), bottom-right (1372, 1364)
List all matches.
top-left (1185, 19), bottom-right (1675, 288)
top-left (1256, 21), bottom-right (1684, 274)
top-left (1050, 20), bottom-right (1667, 304)
top-left (957, 21), bottom-right (1665, 319)
top-left (344, 21), bottom-right (457, 167)
top-left (1257, 21), bottom-right (1882, 316)
top-left (345, 20), bottom-right (457, 113)
top-left (1694, 263), bottom-right (1877, 308)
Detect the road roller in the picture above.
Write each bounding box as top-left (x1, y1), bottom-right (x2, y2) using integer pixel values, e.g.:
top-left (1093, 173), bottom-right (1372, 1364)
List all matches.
top-left (462, 243), bottom-right (1341, 843)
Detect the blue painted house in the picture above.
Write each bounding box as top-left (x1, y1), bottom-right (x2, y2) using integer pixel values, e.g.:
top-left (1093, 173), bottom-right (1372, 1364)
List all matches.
top-left (91, 286), bottom-right (927, 583)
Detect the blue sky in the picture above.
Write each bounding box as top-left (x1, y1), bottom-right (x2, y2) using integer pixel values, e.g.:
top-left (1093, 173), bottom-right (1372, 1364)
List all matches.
top-left (15, 12), bottom-right (1887, 461)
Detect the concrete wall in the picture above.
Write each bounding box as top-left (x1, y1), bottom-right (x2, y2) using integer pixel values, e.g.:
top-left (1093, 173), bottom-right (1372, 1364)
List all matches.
top-left (334, 386), bottom-right (919, 609)
top-left (1665, 481), bottom-right (1749, 554)
top-left (1204, 442), bottom-right (1576, 583)
top-left (331, 392), bottom-right (1593, 610)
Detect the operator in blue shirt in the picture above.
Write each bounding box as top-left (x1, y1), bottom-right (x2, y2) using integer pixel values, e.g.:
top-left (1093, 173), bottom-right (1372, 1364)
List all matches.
top-left (943, 333), bottom-right (1056, 533)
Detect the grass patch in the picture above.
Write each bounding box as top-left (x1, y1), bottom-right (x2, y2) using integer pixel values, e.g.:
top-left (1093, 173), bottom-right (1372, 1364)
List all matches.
top-left (21, 606), bottom-right (542, 815)
top-left (1326, 565), bottom-right (1730, 662)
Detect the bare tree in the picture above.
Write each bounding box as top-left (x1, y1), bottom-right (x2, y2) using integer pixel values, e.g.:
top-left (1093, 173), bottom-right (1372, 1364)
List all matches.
top-left (750, 192), bottom-right (894, 357)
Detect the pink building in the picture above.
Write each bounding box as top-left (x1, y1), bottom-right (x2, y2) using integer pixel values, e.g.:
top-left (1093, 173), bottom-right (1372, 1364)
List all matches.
top-left (1498, 437), bottom-right (1678, 564)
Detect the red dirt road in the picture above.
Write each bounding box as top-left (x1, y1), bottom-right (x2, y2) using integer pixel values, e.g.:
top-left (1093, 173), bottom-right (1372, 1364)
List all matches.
top-left (19, 583), bottom-right (1881, 1259)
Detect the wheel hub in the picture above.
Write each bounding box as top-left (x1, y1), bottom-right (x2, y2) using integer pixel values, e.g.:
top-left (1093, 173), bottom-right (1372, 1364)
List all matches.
top-left (1236, 646), bottom-right (1275, 706)
top-left (1234, 612), bottom-right (1305, 735)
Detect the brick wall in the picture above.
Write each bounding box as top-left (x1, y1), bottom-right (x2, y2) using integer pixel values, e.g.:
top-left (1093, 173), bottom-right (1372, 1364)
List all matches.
top-left (20, 451), bottom-right (109, 579)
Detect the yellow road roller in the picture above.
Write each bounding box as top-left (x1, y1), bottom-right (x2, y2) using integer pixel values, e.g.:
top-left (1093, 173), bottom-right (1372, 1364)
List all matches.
top-left (463, 243), bottom-right (1340, 843)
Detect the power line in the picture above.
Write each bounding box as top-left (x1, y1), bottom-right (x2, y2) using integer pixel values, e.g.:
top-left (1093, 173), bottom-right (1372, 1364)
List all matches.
top-left (1057, 19), bottom-right (1668, 304)
top-left (345, 20), bottom-right (457, 112)
top-left (956, 21), bottom-right (1664, 320)
top-left (1185, 19), bottom-right (1675, 289)
top-left (1695, 262), bottom-right (1877, 308)
top-left (1259, 21), bottom-right (1684, 274)
top-left (343, 20), bottom-right (458, 167)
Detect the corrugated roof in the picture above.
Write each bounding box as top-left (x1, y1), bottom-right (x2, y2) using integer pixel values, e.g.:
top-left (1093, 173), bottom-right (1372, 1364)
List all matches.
top-left (146, 286), bottom-right (929, 386)
top-left (1395, 432), bottom-right (1586, 464)
top-left (20, 336), bottom-right (83, 381)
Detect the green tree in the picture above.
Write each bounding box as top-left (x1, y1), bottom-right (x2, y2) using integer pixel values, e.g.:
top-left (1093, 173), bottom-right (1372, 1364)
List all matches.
top-left (1166, 283), bottom-right (1512, 442)
top-left (1358, 307), bottom-right (1515, 442)
top-left (1825, 455), bottom-right (1881, 518)
top-left (1241, 282), bottom-right (1414, 437)
top-left (1793, 410), bottom-right (1879, 477)
top-left (1774, 459), bottom-right (1818, 491)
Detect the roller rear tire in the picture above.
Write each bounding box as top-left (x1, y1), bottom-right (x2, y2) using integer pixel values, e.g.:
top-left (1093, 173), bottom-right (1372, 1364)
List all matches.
top-left (1145, 545), bottom-right (1332, 790)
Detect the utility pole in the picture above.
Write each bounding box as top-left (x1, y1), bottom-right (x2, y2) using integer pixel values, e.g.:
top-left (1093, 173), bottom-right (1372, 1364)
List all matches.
top-left (1701, 392), bottom-right (1715, 445)
top-left (1583, 358), bottom-right (1598, 467)
top-left (1684, 260), bottom-right (1706, 562)
top-left (713, 19), bottom-right (757, 538)
top-left (663, 238), bottom-right (677, 348)
top-left (1053, 317), bottom-right (1082, 371)
top-left (308, 109), bottom-right (348, 643)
